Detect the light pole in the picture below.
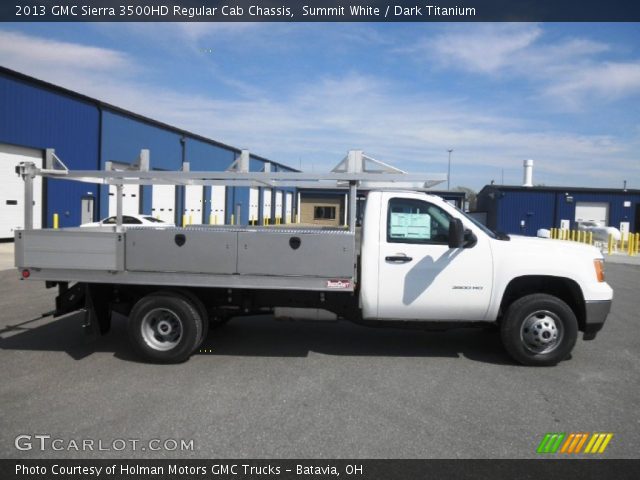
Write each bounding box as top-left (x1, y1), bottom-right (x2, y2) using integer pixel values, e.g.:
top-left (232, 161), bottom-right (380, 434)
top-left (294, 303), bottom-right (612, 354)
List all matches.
top-left (447, 149), bottom-right (453, 190)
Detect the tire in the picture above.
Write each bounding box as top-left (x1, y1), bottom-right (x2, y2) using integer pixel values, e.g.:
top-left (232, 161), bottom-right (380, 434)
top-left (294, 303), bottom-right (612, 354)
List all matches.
top-left (147, 289), bottom-right (209, 352)
top-left (128, 294), bottom-right (202, 363)
top-left (500, 293), bottom-right (578, 366)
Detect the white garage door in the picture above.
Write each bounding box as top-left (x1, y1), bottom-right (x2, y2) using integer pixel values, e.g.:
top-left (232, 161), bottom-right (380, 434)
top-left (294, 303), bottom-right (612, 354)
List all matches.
top-left (152, 185), bottom-right (175, 224)
top-left (210, 186), bottom-right (226, 224)
top-left (0, 144), bottom-right (42, 239)
top-left (275, 191), bottom-right (283, 222)
top-left (184, 186), bottom-right (203, 224)
top-left (108, 184), bottom-right (140, 217)
top-left (285, 192), bottom-right (293, 223)
top-left (575, 202), bottom-right (609, 227)
top-left (249, 187), bottom-right (259, 224)
top-left (262, 188), bottom-right (272, 222)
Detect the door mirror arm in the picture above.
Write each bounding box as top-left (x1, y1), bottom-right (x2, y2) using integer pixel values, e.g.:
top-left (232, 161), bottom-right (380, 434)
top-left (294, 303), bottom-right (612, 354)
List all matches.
top-left (463, 229), bottom-right (477, 248)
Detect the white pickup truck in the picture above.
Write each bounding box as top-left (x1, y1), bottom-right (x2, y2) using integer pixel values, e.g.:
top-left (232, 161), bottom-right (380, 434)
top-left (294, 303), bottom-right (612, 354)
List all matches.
top-left (16, 186), bottom-right (613, 367)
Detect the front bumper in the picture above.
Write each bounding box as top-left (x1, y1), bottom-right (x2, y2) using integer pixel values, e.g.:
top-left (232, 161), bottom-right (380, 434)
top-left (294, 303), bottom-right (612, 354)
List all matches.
top-left (583, 300), bottom-right (612, 340)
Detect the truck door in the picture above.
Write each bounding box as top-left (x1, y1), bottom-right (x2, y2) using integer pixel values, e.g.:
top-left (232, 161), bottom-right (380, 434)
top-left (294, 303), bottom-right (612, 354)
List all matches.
top-left (376, 196), bottom-right (493, 321)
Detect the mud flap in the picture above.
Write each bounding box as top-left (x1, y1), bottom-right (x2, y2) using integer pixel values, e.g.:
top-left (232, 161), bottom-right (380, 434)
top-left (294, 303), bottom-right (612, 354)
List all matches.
top-left (55, 283), bottom-right (112, 339)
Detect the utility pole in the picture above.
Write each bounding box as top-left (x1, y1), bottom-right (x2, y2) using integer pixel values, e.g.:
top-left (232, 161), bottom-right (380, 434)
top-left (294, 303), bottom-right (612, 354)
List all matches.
top-left (447, 149), bottom-right (453, 190)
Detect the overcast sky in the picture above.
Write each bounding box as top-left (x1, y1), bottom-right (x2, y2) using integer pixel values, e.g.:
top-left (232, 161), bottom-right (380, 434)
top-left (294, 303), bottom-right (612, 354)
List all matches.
top-left (1, 23), bottom-right (639, 190)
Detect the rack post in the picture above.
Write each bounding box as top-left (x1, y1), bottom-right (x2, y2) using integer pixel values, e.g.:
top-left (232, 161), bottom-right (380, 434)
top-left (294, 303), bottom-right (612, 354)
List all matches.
top-left (348, 181), bottom-right (357, 233)
top-left (17, 162), bottom-right (36, 230)
top-left (116, 184), bottom-right (124, 231)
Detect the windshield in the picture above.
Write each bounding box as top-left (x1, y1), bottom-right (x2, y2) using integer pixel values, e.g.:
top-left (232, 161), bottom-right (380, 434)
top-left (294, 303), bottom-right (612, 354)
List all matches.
top-left (450, 206), bottom-right (498, 239)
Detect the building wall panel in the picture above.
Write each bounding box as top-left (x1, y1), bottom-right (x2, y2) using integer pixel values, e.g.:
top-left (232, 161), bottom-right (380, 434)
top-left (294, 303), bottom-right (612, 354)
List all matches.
top-left (478, 186), bottom-right (640, 236)
top-left (0, 72), bottom-right (99, 227)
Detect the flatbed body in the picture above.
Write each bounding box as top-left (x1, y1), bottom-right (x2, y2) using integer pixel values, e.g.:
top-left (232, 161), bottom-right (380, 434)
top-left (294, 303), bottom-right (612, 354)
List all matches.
top-left (15, 225), bottom-right (357, 292)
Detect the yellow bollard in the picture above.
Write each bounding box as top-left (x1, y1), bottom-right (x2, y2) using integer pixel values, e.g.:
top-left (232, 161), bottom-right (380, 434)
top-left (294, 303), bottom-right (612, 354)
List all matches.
top-left (550, 228), bottom-right (555, 239)
top-left (607, 234), bottom-right (613, 255)
top-left (53, 213), bottom-right (59, 229)
top-left (209, 213), bottom-right (214, 225)
top-left (570, 230), bottom-right (575, 242)
top-left (230, 214), bottom-right (235, 226)
top-left (182, 214), bottom-right (187, 228)
top-left (588, 231), bottom-right (593, 245)
top-left (629, 233), bottom-right (635, 256)
top-left (636, 233), bottom-right (640, 255)
top-left (189, 214), bottom-right (193, 225)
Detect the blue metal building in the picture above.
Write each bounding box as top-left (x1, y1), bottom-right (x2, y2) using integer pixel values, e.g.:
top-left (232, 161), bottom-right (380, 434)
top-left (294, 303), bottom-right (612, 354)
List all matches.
top-left (0, 66), bottom-right (297, 233)
top-left (476, 185), bottom-right (640, 236)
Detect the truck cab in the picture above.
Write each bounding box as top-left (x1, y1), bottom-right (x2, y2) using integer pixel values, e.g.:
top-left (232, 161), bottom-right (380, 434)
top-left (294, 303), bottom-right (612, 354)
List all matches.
top-left (359, 191), bottom-right (613, 365)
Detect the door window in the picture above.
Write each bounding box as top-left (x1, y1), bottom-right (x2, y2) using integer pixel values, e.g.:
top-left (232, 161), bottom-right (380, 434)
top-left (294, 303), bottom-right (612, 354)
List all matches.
top-left (387, 198), bottom-right (452, 244)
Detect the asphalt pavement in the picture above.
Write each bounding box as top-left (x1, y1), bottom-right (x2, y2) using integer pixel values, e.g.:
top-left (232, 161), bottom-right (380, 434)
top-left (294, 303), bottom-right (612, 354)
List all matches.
top-left (0, 262), bottom-right (638, 459)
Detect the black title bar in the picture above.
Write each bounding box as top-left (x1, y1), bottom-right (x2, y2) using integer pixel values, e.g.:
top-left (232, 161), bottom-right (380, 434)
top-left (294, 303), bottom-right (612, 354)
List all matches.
top-left (2, 0), bottom-right (640, 22)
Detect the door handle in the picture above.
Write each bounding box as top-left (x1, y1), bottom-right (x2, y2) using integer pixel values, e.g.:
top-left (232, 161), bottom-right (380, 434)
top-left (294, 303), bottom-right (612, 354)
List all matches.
top-left (385, 255), bottom-right (413, 263)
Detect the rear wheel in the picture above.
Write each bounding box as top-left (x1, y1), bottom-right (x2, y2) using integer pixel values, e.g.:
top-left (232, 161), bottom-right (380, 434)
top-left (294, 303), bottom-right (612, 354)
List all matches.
top-left (147, 289), bottom-right (209, 351)
top-left (500, 294), bottom-right (578, 366)
top-left (128, 294), bottom-right (202, 363)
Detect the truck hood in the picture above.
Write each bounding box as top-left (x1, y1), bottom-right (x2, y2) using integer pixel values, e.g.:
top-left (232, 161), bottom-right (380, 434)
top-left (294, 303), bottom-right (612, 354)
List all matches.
top-left (506, 235), bottom-right (603, 259)
top-left (500, 235), bottom-right (603, 276)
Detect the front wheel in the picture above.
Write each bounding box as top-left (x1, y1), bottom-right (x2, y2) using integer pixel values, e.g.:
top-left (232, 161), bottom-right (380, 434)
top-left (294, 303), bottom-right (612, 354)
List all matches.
top-left (500, 294), bottom-right (578, 366)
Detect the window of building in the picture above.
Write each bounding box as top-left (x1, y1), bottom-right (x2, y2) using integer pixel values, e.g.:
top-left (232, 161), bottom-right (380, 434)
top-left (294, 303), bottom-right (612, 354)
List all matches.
top-left (314, 206), bottom-right (336, 220)
top-left (387, 198), bottom-right (452, 244)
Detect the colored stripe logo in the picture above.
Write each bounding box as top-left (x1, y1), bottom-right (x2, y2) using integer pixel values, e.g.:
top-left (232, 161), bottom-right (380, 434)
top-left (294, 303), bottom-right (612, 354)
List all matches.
top-left (537, 433), bottom-right (613, 454)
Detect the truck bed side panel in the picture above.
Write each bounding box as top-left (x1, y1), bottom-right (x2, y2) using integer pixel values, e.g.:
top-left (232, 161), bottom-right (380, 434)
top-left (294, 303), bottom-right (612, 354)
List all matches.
top-left (126, 229), bottom-right (237, 274)
top-left (237, 230), bottom-right (355, 277)
top-left (15, 230), bottom-right (123, 271)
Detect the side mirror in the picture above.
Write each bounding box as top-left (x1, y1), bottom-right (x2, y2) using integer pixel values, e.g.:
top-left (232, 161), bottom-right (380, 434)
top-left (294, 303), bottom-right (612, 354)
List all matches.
top-left (448, 218), bottom-right (465, 249)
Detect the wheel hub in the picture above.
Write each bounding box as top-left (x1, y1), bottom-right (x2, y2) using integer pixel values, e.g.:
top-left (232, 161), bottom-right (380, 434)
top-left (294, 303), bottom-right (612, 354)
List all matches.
top-left (141, 308), bottom-right (183, 351)
top-left (520, 310), bottom-right (563, 354)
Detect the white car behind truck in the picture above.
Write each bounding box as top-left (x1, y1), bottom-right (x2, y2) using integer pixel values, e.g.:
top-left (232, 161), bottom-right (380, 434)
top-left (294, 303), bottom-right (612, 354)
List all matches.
top-left (14, 153), bottom-right (613, 366)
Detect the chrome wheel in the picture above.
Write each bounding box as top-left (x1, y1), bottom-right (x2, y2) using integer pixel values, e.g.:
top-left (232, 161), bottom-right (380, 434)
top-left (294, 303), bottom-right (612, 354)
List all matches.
top-left (520, 310), bottom-right (563, 354)
top-left (141, 308), bottom-right (183, 351)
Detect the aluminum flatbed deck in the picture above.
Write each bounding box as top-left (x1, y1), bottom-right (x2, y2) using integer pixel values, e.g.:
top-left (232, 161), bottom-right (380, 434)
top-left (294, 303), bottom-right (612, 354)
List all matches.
top-left (15, 225), bottom-right (357, 292)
